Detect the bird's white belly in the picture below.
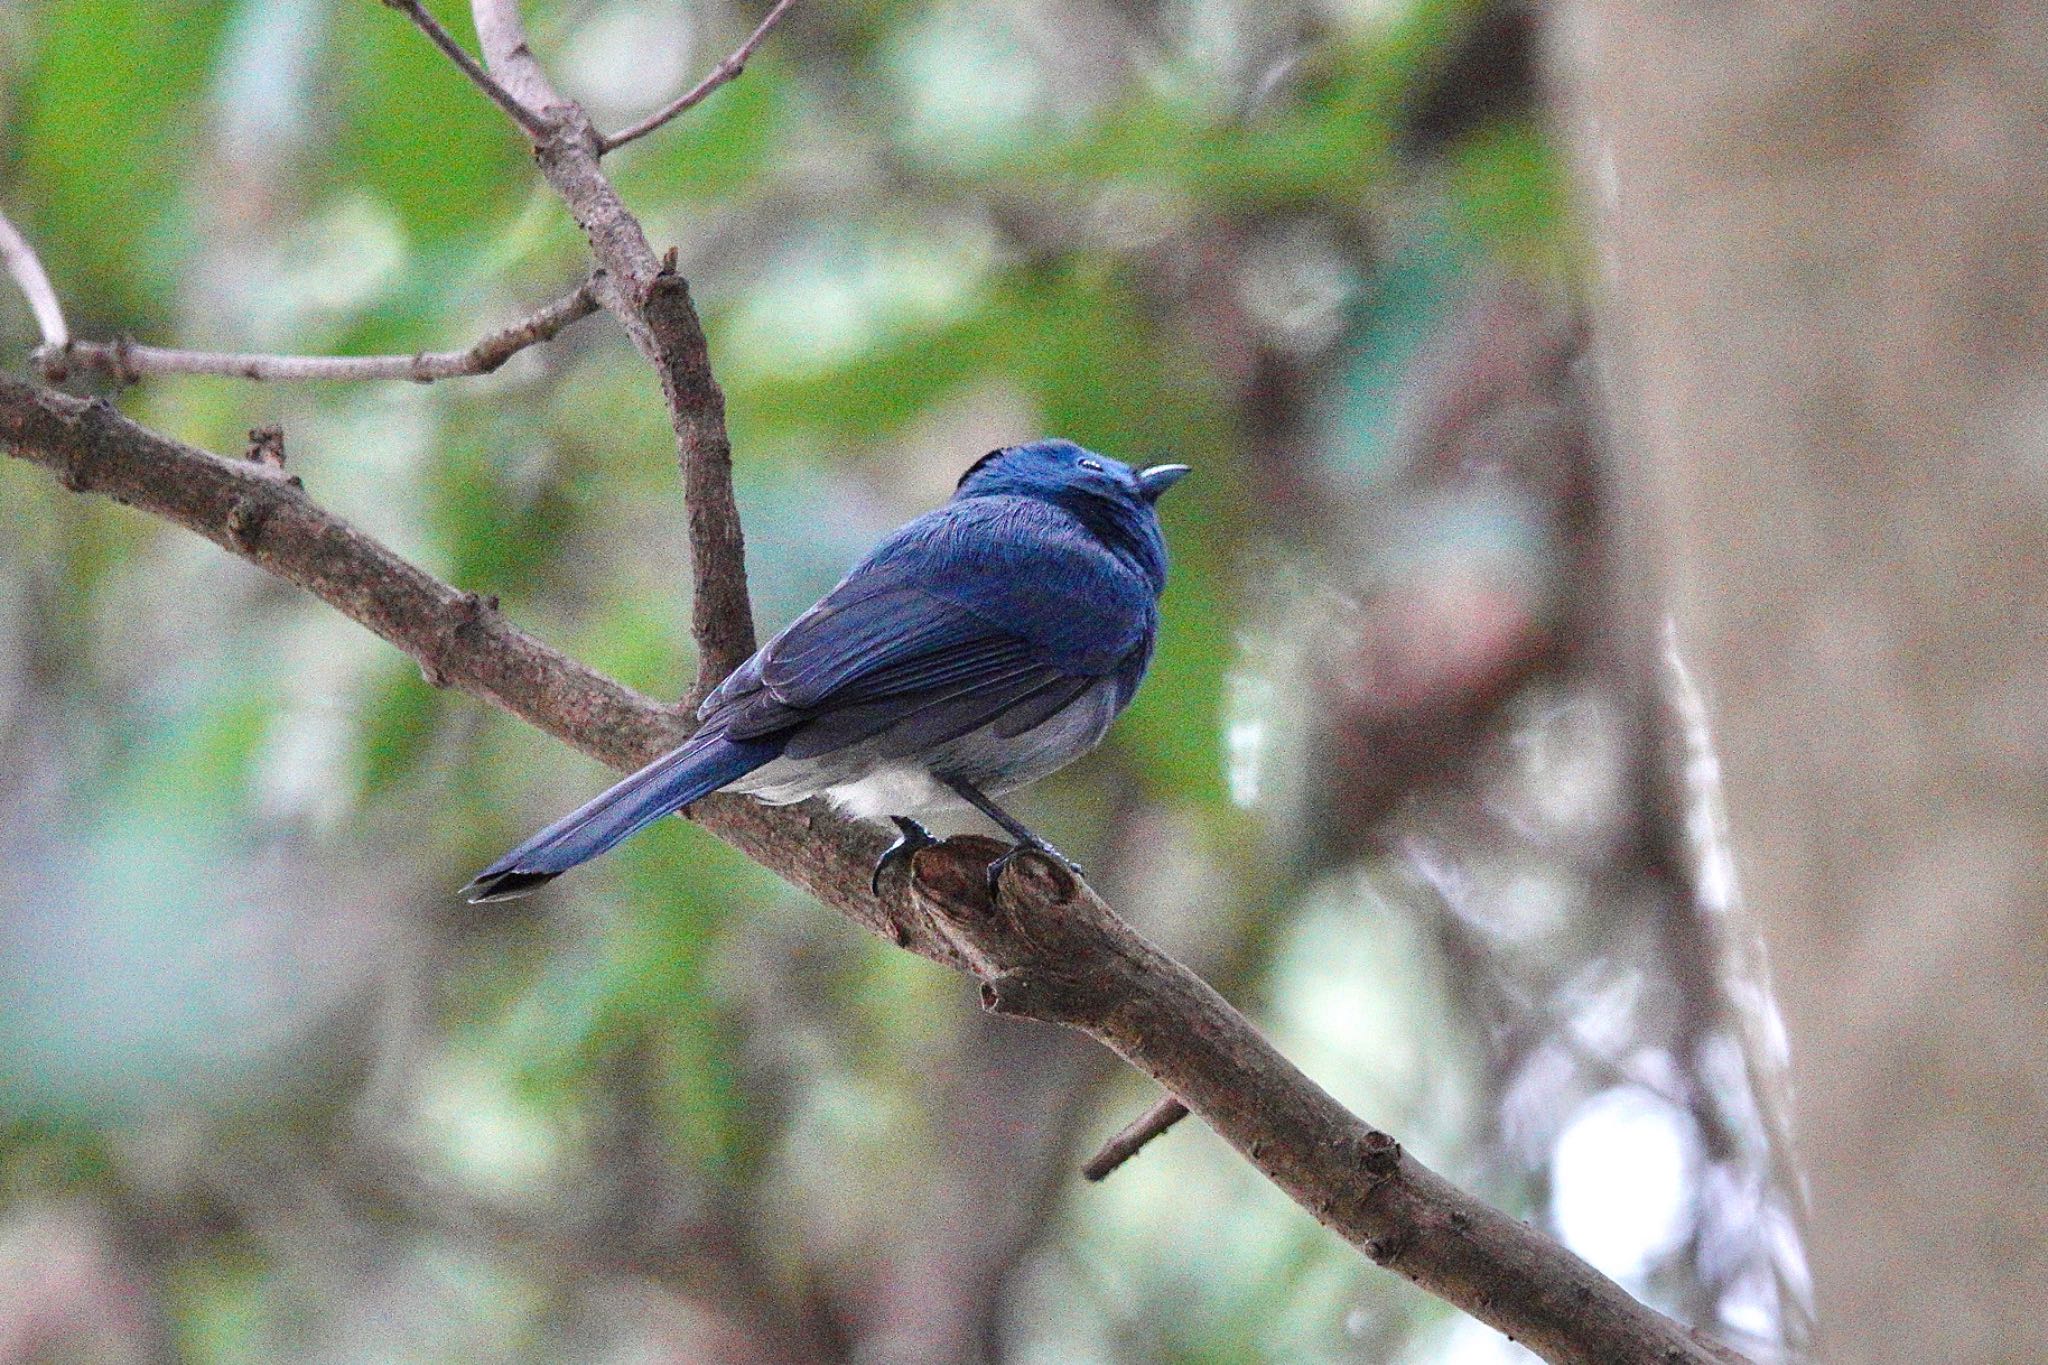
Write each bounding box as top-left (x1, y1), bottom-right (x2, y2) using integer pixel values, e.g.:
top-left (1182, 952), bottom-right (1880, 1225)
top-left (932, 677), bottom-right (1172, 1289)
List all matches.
top-left (723, 676), bottom-right (1122, 829)
top-left (818, 764), bottom-right (956, 821)
top-left (728, 753), bottom-right (959, 819)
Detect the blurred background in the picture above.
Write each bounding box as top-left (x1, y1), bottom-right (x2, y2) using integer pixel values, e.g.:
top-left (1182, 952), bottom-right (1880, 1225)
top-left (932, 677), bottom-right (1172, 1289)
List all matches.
top-left (0, 2), bottom-right (1811, 1361)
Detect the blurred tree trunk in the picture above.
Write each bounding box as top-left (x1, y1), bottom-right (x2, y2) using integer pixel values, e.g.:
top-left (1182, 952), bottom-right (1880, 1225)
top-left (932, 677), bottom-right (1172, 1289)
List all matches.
top-left (1551, 7), bottom-right (2048, 1363)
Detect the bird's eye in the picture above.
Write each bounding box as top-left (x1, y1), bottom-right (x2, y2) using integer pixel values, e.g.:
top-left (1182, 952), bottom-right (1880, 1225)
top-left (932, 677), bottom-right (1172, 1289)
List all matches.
top-left (1078, 458), bottom-right (1104, 472)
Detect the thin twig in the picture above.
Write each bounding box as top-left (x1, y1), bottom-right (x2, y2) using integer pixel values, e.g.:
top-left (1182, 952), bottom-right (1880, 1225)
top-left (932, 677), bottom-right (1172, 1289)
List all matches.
top-left (0, 207), bottom-right (69, 350)
top-left (381, 0), bottom-right (551, 135)
top-left (599, 0), bottom-right (799, 154)
top-left (1081, 1094), bottom-right (1189, 1181)
top-left (36, 275), bottom-right (600, 385)
top-left (469, 0), bottom-right (561, 111)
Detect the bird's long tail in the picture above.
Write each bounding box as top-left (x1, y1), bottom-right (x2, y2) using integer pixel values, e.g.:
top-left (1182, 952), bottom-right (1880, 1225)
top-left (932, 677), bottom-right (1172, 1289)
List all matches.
top-left (463, 731), bottom-right (782, 902)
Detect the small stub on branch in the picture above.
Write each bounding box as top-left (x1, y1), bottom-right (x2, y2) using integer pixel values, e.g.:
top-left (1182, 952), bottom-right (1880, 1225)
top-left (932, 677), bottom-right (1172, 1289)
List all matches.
top-left (1358, 1128), bottom-right (1402, 1178)
top-left (1082, 1095), bottom-right (1190, 1181)
top-left (246, 424), bottom-right (286, 468)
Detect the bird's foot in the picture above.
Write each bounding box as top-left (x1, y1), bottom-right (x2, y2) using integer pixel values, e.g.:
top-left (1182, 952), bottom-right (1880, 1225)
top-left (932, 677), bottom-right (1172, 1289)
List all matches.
top-left (985, 838), bottom-right (1083, 899)
top-left (871, 816), bottom-right (940, 895)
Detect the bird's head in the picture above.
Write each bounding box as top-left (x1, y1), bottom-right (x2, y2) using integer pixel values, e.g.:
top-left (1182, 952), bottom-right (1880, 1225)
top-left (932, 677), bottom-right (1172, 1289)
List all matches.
top-left (954, 439), bottom-right (1188, 589)
top-left (954, 439), bottom-right (1190, 509)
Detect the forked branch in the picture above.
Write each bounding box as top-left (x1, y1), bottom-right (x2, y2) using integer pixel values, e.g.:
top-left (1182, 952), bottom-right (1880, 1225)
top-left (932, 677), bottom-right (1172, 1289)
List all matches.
top-left (457, 0), bottom-right (758, 694)
top-left (382, 0), bottom-right (551, 135)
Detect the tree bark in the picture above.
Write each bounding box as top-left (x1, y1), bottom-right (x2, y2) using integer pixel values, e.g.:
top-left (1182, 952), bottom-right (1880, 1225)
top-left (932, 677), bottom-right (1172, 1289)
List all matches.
top-left (1551, 7), bottom-right (2048, 1361)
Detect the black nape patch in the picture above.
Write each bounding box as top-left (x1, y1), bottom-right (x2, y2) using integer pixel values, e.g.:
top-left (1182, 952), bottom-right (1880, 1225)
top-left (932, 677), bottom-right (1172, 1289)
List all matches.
top-left (955, 446), bottom-right (1008, 490)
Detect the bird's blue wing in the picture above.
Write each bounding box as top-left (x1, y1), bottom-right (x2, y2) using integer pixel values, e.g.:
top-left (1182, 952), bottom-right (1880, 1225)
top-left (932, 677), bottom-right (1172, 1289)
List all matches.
top-left (710, 581), bottom-right (1067, 751)
top-left (699, 498), bottom-right (1154, 759)
top-left (761, 584), bottom-right (1032, 704)
top-left (992, 673), bottom-right (1099, 738)
top-left (781, 658), bottom-right (1071, 759)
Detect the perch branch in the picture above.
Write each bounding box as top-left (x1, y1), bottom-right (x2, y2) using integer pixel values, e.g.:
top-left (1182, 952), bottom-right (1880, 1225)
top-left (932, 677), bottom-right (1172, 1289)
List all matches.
top-left (381, 0), bottom-right (550, 135)
top-left (1, 373), bottom-right (1751, 1365)
top-left (0, 207), bottom-right (69, 350)
top-left (35, 275), bottom-right (601, 385)
top-left (599, 0), bottom-right (801, 154)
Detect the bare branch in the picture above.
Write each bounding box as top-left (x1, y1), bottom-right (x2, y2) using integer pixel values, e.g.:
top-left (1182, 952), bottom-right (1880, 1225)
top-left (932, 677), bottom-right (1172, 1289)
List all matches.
top-left (468, 0), bottom-right (757, 697)
top-left (469, 0), bottom-right (562, 111)
top-left (599, 0), bottom-right (800, 154)
top-left (381, 0), bottom-right (551, 136)
top-left (0, 373), bottom-right (1751, 1365)
top-left (1081, 1094), bottom-right (1188, 1181)
top-left (36, 275), bottom-right (601, 385)
top-left (0, 207), bottom-right (69, 350)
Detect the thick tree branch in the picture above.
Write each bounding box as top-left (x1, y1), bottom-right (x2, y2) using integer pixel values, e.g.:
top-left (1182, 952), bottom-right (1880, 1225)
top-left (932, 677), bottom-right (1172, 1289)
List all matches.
top-left (906, 847), bottom-right (1751, 1365)
top-left (0, 373), bottom-right (1748, 1365)
top-left (0, 374), bottom-right (949, 957)
top-left (598, 0), bottom-right (800, 154)
top-left (457, 0), bottom-right (757, 696)
top-left (35, 275), bottom-right (601, 385)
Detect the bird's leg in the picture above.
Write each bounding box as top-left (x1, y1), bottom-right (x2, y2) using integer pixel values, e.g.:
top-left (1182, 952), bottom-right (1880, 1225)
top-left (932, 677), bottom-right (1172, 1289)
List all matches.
top-left (871, 815), bottom-right (939, 895)
top-left (937, 776), bottom-right (1083, 896)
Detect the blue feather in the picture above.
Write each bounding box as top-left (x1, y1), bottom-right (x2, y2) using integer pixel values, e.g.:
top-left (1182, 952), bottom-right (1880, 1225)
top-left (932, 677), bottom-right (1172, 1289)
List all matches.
top-left (462, 732), bottom-right (783, 902)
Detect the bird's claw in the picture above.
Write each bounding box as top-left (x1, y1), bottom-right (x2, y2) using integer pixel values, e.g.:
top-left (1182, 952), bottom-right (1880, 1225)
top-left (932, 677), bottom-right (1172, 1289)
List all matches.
top-left (984, 840), bottom-right (1083, 899)
top-left (871, 816), bottom-right (940, 895)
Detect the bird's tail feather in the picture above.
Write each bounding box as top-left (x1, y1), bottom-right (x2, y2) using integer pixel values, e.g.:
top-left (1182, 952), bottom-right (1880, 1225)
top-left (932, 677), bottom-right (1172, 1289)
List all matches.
top-left (463, 732), bottom-right (780, 902)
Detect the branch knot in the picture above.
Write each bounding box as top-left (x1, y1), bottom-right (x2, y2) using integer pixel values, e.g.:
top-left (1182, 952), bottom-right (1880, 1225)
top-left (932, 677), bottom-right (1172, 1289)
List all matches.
top-left (224, 494), bottom-right (272, 552)
top-left (110, 335), bottom-right (140, 388)
top-left (976, 966), bottom-right (1114, 1023)
top-left (56, 395), bottom-right (118, 491)
top-left (421, 590), bottom-right (498, 688)
top-left (1358, 1128), bottom-right (1402, 1178)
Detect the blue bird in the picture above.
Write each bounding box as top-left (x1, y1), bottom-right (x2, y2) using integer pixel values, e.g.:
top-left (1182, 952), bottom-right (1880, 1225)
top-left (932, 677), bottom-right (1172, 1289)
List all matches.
top-left (463, 440), bottom-right (1189, 903)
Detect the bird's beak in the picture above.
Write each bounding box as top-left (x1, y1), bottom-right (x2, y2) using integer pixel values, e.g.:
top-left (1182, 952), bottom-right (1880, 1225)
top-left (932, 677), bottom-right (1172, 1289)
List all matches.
top-left (1138, 464), bottom-right (1191, 502)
